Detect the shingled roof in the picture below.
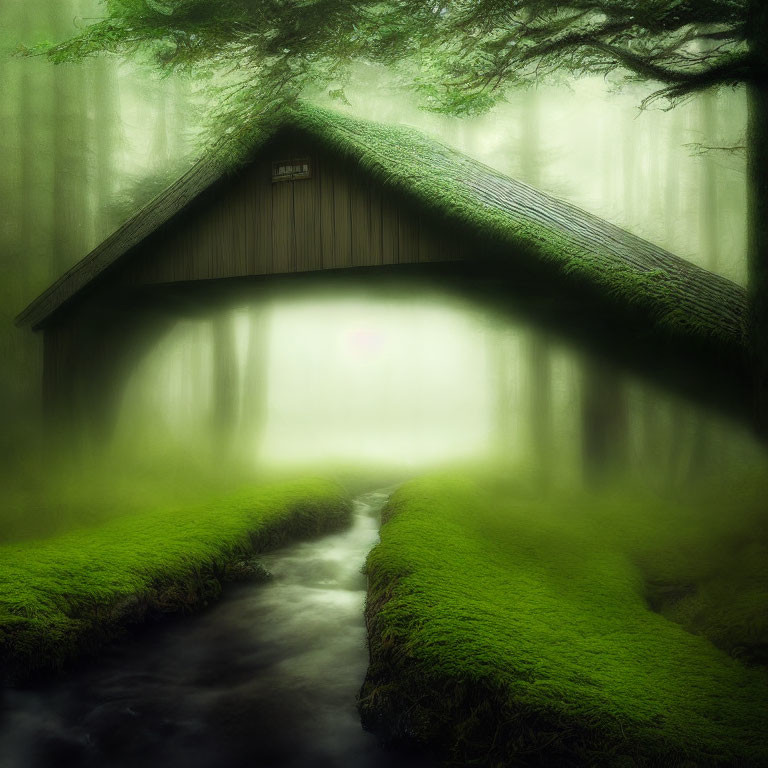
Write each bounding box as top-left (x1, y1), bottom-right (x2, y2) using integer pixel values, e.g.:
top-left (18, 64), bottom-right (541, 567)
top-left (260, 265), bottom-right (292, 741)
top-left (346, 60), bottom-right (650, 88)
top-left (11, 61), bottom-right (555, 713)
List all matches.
top-left (16, 103), bottom-right (748, 359)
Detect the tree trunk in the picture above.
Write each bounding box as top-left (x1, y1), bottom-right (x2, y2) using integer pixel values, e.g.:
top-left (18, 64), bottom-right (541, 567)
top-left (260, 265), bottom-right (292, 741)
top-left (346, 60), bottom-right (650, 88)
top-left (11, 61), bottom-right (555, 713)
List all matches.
top-left (700, 91), bottom-right (719, 273)
top-left (50, 1), bottom-right (87, 277)
top-left (18, 12), bottom-right (35, 299)
top-left (747, 0), bottom-right (768, 433)
top-left (211, 312), bottom-right (239, 455)
top-left (528, 331), bottom-right (552, 477)
top-left (240, 309), bottom-right (270, 460)
top-left (152, 84), bottom-right (170, 169)
top-left (578, 105), bottom-right (633, 483)
top-left (520, 88), bottom-right (540, 184)
top-left (581, 359), bottom-right (628, 485)
top-left (622, 108), bottom-right (637, 230)
top-left (491, 327), bottom-right (517, 458)
top-left (90, 55), bottom-right (118, 240)
top-left (664, 109), bottom-right (682, 249)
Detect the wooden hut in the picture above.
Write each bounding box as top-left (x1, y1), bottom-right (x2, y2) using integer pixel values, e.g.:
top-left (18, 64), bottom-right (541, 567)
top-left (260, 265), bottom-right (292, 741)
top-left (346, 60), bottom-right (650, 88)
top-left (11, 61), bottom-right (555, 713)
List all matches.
top-left (15, 105), bottom-right (750, 429)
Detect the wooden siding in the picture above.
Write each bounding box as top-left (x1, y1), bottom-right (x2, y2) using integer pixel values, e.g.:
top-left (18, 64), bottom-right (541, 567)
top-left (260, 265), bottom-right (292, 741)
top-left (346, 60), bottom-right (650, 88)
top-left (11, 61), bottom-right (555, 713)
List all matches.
top-left (115, 146), bottom-right (464, 289)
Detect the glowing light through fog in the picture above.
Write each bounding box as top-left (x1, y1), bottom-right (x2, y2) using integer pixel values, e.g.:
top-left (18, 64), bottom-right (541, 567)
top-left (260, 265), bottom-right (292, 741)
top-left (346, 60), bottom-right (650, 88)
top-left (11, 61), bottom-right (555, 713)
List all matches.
top-left (112, 287), bottom-right (763, 481)
top-left (116, 292), bottom-right (499, 469)
top-left (347, 328), bottom-right (384, 356)
top-left (261, 296), bottom-right (493, 466)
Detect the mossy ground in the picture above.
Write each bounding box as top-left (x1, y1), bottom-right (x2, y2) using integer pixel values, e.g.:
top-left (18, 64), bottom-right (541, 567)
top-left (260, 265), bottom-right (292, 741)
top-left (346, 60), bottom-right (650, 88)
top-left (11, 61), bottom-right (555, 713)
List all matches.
top-left (0, 476), bottom-right (350, 683)
top-left (360, 471), bottom-right (768, 767)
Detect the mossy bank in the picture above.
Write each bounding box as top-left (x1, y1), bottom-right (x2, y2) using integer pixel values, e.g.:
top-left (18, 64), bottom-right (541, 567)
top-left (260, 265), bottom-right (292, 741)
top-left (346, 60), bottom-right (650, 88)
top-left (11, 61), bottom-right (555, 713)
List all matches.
top-left (359, 474), bottom-right (768, 767)
top-left (0, 477), bottom-right (350, 684)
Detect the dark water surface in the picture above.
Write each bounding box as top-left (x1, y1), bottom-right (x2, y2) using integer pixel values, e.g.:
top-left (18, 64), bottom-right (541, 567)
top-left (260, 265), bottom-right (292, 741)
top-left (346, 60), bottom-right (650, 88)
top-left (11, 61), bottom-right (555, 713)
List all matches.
top-left (1, 490), bottom-right (430, 768)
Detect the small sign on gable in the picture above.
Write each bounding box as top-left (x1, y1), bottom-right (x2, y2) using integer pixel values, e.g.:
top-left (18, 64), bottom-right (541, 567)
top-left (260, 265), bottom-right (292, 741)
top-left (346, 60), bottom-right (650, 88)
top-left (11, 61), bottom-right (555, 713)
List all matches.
top-left (272, 158), bottom-right (312, 182)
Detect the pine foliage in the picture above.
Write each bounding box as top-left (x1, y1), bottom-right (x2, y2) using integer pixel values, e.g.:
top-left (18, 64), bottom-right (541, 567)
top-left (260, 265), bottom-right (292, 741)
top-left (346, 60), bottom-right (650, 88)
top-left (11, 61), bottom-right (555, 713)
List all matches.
top-left (25, 1), bottom-right (759, 138)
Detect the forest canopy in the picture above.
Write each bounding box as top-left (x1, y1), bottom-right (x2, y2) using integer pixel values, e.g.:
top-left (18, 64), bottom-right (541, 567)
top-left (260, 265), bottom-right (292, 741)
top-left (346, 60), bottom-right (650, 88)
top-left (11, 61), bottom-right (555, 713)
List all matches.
top-left (36, 1), bottom-right (759, 129)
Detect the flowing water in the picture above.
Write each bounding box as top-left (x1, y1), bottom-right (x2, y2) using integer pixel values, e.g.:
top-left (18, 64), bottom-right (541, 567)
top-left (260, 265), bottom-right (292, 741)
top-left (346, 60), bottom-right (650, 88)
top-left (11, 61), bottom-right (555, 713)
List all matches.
top-left (0, 489), bottom-right (430, 768)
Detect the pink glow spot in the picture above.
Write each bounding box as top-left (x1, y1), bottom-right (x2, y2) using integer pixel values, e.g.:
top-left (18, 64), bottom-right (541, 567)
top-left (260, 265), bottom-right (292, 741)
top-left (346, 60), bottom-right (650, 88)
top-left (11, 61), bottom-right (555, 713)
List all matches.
top-left (348, 329), bottom-right (384, 354)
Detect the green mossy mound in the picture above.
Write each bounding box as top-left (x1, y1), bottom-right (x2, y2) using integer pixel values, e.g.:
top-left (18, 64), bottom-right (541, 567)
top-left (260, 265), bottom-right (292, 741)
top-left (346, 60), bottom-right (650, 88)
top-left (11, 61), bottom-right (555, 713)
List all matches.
top-left (0, 477), bottom-right (350, 684)
top-left (360, 474), bottom-right (768, 767)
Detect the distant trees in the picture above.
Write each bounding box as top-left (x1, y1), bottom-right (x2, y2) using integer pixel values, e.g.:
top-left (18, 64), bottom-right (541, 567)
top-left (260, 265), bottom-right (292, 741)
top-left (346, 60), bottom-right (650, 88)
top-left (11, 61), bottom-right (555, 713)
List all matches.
top-left (50, 2), bottom-right (88, 276)
top-left (580, 358), bottom-right (628, 484)
top-left (88, 54), bottom-right (119, 245)
top-left (0, 0), bottom-right (199, 442)
top-left (488, 322), bottom-right (517, 456)
top-left (699, 92), bottom-right (720, 273)
top-left (209, 308), bottom-right (271, 459)
top-left (239, 309), bottom-right (270, 457)
top-left (210, 311), bottom-right (239, 453)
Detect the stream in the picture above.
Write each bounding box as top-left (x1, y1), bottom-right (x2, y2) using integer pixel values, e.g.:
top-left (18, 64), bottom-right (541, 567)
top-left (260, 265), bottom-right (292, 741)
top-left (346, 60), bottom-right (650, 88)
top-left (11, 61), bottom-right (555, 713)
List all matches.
top-left (0, 489), bottom-right (430, 768)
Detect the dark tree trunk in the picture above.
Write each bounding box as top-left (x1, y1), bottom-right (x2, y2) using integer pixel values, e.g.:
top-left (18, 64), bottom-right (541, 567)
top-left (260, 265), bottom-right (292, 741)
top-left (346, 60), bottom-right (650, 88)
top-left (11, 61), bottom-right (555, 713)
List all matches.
top-left (581, 360), bottom-right (628, 485)
top-left (528, 331), bottom-right (552, 476)
top-left (43, 304), bottom-right (172, 444)
top-left (747, 0), bottom-right (768, 433)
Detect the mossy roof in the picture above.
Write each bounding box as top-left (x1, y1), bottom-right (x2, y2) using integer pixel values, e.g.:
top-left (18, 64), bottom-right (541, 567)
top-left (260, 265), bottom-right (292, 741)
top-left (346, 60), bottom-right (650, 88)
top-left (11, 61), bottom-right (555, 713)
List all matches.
top-left (16, 103), bottom-right (747, 357)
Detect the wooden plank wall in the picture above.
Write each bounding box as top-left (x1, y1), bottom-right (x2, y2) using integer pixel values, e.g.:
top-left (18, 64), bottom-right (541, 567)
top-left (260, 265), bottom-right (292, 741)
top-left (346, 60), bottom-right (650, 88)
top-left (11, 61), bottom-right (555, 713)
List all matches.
top-left (116, 144), bottom-right (466, 287)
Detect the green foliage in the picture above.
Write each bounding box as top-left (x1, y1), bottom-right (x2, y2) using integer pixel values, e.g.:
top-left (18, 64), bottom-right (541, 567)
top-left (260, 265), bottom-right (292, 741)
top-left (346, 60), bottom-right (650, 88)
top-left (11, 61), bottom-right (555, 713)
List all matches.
top-left (0, 476), bottom-right (350, 682)
top-left (361, 470), bottom-right (768, 766)
top-left (23, 0), bottom-right (754, 148)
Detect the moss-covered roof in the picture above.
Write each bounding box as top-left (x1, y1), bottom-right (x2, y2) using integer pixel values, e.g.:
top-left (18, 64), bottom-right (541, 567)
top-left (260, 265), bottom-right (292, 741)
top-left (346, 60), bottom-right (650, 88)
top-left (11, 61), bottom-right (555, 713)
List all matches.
top-left (17, 103), bottom-right (747, 358)
top-left (290, 106), bottom-right (746, 352)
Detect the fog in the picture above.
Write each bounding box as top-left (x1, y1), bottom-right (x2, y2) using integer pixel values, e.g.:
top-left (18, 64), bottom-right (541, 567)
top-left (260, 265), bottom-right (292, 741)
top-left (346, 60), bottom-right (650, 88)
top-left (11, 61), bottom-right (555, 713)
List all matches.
top-left (0, 7), bottom-right (765, 767)
top-left (116, 294), bottom-right (492, 468)
top-left (102, 284), bottom-right (763, 492)
top-left (0, 0), bottom-right (761, 531)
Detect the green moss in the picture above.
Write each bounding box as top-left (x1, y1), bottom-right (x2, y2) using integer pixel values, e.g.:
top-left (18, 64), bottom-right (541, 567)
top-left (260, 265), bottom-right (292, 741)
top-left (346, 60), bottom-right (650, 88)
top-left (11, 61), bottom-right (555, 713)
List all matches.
top-left (279, 104), bottom-right (746, 355)
top-left (0, 477), bottom-right (350, 683)
top-left (360, 473), bottom-right (768, 766)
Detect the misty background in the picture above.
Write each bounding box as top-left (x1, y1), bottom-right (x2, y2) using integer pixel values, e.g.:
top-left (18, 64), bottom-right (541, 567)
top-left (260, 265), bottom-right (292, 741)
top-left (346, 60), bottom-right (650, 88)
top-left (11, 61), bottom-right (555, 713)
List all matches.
top-left (0, 0), bottom-right (761, 497)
